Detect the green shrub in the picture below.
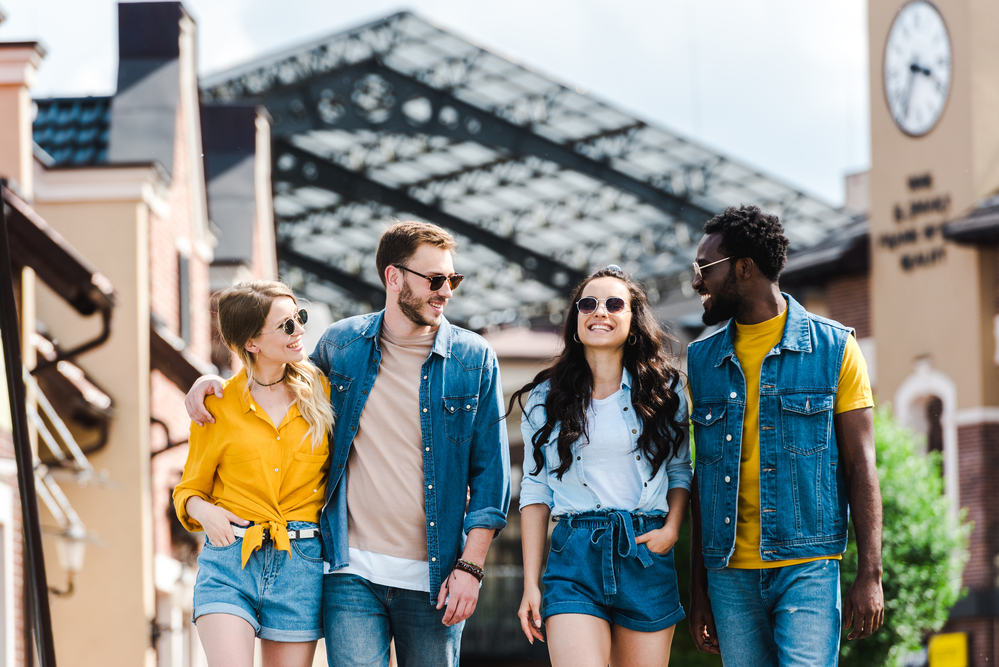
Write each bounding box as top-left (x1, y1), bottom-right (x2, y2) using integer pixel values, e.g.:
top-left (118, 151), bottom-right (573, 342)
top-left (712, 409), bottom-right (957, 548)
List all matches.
top-left (839, 407), bottom-right (969, 666)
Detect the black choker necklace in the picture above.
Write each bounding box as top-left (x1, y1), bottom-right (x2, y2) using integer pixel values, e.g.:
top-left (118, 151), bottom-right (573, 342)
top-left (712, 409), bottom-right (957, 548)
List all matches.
top-left (255, 368), bottom-right (287, 387)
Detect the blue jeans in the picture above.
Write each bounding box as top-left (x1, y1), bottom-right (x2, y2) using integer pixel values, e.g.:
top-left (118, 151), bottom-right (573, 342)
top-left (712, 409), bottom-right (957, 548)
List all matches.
top-left (323, 574), bottom-right (463, 667)
top-left (707, 559), bottom-right (842, 667)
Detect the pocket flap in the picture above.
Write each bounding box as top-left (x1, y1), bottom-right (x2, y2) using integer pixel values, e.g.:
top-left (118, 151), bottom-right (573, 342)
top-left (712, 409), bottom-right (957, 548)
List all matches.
top-left (443, 396), bottom-right (477, 414)
top-left (690, 405), bottom-right (726, 426)
top-left (328, 371), bottom-right (352, 394)
top-left (780, 394), bottom-right (834, 415)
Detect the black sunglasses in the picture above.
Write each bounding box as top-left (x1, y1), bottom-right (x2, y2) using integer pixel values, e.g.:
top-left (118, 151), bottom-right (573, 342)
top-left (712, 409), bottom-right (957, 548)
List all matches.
top-left (393, 264), bottom-right (465, 291)
top-left (576, 297), bottom-right (629, 314)
top-left (260, 308), bottom-right (308, 336)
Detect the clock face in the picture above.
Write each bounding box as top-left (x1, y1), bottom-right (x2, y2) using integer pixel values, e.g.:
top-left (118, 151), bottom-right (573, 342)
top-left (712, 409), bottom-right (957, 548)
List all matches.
top-left (884, 1), bottom-right (952, 136)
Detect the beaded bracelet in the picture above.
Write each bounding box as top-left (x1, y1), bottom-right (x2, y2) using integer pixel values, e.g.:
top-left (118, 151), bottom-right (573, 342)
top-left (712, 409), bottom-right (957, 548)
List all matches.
top-left (453, 559), bottom-right (484, 582)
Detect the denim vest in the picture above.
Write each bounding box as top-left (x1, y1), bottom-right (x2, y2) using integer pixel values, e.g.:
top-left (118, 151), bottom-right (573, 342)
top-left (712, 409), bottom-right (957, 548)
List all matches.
top-left (687, 294), bottom-right (852, 569)
top-left (309, 312), bottom-right (510, 600)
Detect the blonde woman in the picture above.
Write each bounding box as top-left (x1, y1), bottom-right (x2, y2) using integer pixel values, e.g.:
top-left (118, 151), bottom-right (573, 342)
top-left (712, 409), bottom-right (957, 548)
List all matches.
top-left (174, 281), bottom-right (334, 667)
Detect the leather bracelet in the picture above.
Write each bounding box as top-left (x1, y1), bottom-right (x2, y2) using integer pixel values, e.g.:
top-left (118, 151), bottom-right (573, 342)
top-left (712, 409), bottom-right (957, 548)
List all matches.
top-left (453, 559), bottom-right (484, 582)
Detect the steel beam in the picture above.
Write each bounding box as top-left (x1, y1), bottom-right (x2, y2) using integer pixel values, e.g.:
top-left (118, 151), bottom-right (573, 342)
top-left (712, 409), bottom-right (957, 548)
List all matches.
top-left (279, 244), bottom-right (387, 309)
top-left (263, 60), bottom-right (718, 229)
top-left (274, 139), bottom-right (586, 290)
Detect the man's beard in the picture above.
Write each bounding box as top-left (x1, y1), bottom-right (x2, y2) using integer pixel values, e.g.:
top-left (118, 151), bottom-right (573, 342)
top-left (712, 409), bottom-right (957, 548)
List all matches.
top-left (398, 278), bottom-right (442, 328)
top-left (701, 267), bottom-right (740, 326)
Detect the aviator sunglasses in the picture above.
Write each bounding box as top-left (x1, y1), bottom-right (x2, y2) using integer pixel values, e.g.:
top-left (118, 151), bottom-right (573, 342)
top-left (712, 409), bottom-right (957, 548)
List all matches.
top-left (576, 296), bottom-right (629, 315)
top-left (260, 308), bottom-right (308, 336)
top-left (393, 264), bottom-right (465, 291)
top-left (692, 256), bottom-right (733, 281)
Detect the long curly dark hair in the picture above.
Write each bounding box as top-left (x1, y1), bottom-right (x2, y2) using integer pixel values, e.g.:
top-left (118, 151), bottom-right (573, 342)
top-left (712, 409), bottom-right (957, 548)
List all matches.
top-left (508, 266), bottom-right (685, 481)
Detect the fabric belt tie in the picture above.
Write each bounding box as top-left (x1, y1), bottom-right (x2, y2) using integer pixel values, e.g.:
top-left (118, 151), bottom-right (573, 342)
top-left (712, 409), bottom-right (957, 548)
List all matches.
top-left (570, 510), bottom-right (653, 597)
top-left (237, 521), bottom-right (291, 569)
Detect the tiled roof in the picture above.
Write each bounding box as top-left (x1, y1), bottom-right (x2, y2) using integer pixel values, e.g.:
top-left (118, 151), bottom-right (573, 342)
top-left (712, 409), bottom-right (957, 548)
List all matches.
top-left (33, 97), bottom-right (112, 166)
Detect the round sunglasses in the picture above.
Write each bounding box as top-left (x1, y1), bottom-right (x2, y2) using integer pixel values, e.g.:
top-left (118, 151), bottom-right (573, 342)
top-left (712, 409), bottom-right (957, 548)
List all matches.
top-left (576, 296), bottom-right (629, 315)
top-left (259, 308), bottom-right (308, 336)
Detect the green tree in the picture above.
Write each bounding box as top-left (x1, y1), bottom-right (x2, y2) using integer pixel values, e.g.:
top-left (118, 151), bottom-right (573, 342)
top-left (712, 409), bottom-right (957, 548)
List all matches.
top-left (839, 407), bottom-right (969, 666)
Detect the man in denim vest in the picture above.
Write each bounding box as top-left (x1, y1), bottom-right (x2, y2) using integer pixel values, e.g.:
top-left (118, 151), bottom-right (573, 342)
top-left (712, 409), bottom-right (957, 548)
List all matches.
top-left (187, 221), bottom-right (510, 666)
top-left (686, 206), bottom-right (883, 666)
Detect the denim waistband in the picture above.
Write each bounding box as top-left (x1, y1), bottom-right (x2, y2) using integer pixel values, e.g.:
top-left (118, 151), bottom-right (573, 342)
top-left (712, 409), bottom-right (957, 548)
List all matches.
top-left (554, 510), bottom-right (665, 597)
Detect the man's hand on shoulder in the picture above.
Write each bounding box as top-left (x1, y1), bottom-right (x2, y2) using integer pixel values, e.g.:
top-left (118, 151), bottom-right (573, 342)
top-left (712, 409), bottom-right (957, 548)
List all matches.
top-left (185, 375), bottom-right (225, 426)
top-left (844, 570), bottom-right (884, 640)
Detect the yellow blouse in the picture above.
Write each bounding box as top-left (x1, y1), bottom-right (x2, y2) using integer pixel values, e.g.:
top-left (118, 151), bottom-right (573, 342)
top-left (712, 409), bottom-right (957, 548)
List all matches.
top-left (173, 368), bottom-right (330, 567)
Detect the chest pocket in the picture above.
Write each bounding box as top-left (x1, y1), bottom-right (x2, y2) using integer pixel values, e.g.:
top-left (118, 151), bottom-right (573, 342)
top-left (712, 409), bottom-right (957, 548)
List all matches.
top-left (780, 393), bottom-right (834, 455)
top-left (327, 371), bottom-right (352, 420)
top-left (689, 405), bottom-right (726, 465)
top-left (443, 396), bottom-right (478, 444)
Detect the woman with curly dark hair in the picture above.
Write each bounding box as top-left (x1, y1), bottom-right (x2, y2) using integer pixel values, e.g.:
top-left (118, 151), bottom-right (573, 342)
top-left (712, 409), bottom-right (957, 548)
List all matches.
top-left (513, 265), bottom-right (692, 666)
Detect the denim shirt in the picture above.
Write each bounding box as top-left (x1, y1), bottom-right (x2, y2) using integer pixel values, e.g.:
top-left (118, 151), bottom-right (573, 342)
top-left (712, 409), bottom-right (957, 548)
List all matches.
top-left (518, 369), bottom-right (692, 515)
top-left (310, 312), bottom-right (511, 600)
top-left (687, 294), bottom-right (853, 569)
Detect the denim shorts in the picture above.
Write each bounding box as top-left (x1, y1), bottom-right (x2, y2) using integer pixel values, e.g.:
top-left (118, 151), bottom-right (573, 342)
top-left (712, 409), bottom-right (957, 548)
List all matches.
top-left (192, 521), bottom-right (324, 642)
top-left (541, 510), bottom-right (686, 632)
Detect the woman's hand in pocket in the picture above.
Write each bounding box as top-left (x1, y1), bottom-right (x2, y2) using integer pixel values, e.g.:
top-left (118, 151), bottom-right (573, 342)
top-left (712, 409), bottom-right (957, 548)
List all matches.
top-left (186, 497), bottom-right (249, 546)
top-left (636, 524), bottom-right (679, 555)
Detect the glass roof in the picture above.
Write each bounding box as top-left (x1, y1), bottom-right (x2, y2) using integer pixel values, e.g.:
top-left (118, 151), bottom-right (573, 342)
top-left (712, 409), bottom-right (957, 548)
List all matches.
top-left (202, 11), bottom-right (852, 329)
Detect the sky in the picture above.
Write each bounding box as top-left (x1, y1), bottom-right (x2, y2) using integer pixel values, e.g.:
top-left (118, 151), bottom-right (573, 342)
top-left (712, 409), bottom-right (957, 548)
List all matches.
top-left (2, 0), bottom-right (870, 206)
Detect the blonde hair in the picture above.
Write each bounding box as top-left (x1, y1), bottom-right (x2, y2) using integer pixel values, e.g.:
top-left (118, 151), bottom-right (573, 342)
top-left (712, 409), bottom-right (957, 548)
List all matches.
top-left (217, 281), bottom-right (334, 449)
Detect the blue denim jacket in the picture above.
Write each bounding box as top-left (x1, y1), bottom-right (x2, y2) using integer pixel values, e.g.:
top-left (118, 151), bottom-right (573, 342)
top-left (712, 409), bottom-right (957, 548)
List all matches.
top-left (687, 294), bottom-right (853, 569)
top-left (310, 312), bottom-right (511, 599)
top-left (518, 370), bottom-right (692, 515)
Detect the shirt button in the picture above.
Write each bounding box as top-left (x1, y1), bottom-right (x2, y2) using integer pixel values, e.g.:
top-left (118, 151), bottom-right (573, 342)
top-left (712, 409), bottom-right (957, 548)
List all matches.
top-left (623, 407), bottom-right (628, 411)
top-left (725, 476), bottom-right (731, 483)
top-left (631, 429), bottom-right (637, 434)
top-left (730, 392), bottom-right (737, 398)
top-left (423, 408), bottom-right (428, 413)
top-left (313, 489), bottom-right (318, 493)
top-left (725, 517), bottom-right (731, 524)
top-left (428, 485), bottom-right (433, 489)
top-left (425, 447), bottom-right (430, 451)
top-left (274, 468), bottom-right (279, 472)
top-left (596, 504), bottom-right (601, 509)
top-left (643, 482), bottom-right (648, 487)
top-left (636, 455), bottom-right (641, 460)
top-left (362, 389), bottom-right (367, 395)
top-left (423, 376), bottom-right (428, 380)
top-left (706, 413), bottom-right (712, 421)
top-left (576, 456), bottom-right (581, 461)
top-left (465, 404), bottom-right (470, 410)
top-left (726, 435), bottom-right (732, 441)
top-left (276, 436), bottom-right (281, 441)
top-left (430, 522), bottom-right (435, 527)
top-left (339, 385), bottom-right (344, 390)
top-left (431, 557), bottom-right (436, 562)
top-left (583, 483), bottom-right (587, 487)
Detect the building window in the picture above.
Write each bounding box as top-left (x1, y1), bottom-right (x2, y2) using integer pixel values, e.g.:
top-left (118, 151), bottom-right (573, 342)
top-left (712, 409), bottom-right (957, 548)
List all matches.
top-left (178, 255), bottom-right (190, 344)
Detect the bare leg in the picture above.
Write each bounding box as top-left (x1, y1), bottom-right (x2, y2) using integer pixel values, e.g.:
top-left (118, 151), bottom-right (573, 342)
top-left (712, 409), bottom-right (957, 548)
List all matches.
top-left (260, 639), bottom-right (319, 667)
top-left (546, 614), bottom-right (612, 667)
top-left (197, 614), bottom-right (256, 667)
top-left (609, 623), bottom-right (676, 667)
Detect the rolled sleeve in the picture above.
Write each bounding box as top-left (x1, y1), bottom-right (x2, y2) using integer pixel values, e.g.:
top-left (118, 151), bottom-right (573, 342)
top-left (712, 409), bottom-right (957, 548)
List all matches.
top-left (464, 351), bottom-right (511, 535)
top-left (665, 390), bottom-right (693, 492)
top-left (518, 388), bottom-right (555, 511)
top-left (173, 419), bottom-right (220, 532)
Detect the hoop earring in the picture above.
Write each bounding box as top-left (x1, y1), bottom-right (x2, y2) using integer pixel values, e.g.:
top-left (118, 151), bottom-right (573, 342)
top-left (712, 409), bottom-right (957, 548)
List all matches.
top-left (628, 333), bottom-right (637, 346)
top-left (573, 333), bottom-right (581, 343)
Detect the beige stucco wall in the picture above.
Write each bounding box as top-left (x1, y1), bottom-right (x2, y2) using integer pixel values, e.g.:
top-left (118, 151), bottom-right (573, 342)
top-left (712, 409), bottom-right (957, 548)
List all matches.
top-left (33, 188), bottom-right (156, 667)
top-left (868, 0), bottom-right (999, 411)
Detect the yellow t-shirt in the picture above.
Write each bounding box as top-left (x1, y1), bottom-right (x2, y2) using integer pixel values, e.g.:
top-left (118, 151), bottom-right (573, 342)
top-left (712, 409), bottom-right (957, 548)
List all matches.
top-left (173, 368), bottom-right (331, 567)
top-left (727, 305), bottom-right (873, 569)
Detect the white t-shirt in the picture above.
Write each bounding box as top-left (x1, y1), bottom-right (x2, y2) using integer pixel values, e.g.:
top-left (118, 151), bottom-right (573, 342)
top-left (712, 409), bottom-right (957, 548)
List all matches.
top-left (580, 391), bottom-right (643, 510)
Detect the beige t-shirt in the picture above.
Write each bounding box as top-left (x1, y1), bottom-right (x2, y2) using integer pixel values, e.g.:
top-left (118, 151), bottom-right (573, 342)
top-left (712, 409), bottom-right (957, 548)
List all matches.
top-left (346, 324), bottom-right (436, 561)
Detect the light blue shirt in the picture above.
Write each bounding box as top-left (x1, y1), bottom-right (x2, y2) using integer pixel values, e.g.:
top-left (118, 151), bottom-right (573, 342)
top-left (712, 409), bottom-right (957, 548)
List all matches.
top-left (518, 369), bottom-right (692, 516)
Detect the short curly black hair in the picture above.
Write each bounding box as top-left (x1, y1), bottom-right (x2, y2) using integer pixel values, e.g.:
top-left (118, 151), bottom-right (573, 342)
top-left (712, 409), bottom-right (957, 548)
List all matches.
top-left (703, 205), bottom-right (789, 282)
